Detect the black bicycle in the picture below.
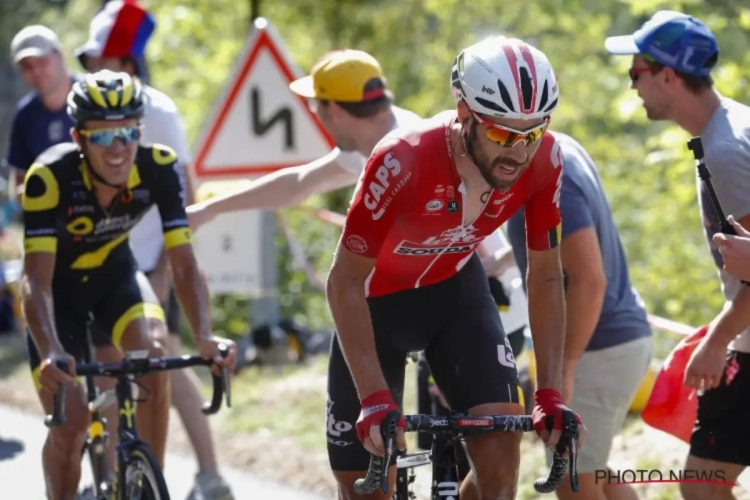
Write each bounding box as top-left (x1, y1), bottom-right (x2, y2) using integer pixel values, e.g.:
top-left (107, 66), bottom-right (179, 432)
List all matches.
top-left (44, 345), bottom-right (232, 500)
top-left (355, 411), bottom-right (579, 499)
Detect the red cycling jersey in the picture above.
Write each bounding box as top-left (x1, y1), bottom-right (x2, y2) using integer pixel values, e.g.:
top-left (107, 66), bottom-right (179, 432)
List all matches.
top-left (341, 111), bottom-right (563, 298)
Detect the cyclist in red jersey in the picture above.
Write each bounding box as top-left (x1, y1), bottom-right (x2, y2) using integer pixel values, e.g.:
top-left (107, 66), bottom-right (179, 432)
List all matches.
top-left (325, 36), bottom-right (586, 499)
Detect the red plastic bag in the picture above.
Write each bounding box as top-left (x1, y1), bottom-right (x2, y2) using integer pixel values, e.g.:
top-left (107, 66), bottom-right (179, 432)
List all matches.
top-left (641, 325), bottom-right (709, 444)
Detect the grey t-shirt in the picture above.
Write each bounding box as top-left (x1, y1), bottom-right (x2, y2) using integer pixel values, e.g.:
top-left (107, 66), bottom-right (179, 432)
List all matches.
top-left (507, 132), bottom-right (651, 351)
top-left (697, 97), bottom-right (750, 353)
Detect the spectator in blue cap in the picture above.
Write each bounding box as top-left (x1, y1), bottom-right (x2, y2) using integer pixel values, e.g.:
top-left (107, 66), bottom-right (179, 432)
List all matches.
top-left (605, 10), bottom-right (718, 122)
top-left (607, 11), bottom-right (750, 500)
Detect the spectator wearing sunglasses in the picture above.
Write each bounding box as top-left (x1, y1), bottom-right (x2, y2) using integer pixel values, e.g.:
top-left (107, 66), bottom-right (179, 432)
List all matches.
top-left (606, 11), bottom-right (750, 500)
top-left (75, 2), bottom-right (233, 499)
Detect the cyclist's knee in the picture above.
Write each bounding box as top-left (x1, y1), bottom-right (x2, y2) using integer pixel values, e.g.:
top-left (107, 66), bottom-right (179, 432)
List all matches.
top-left (463, 403), bottom-right (523, 495)
top-left (333, 470), bottom-right (395, 500)
top-left (43, 387), bottom-right (89, 454)
top-left (119, 316), bottom-right (168, 356)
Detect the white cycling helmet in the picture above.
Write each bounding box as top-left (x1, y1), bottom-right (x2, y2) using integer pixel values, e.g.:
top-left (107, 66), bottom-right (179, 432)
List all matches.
top-left (451, 36), bottom-right (560, 120)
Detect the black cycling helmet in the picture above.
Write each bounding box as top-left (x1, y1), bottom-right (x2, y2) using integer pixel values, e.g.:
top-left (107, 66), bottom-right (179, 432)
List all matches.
top-left (67, 69), bottom-right (145, 125)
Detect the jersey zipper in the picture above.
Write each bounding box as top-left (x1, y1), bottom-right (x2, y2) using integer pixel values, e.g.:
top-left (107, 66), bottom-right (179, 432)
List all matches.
top-left (414, 181), bottom-right (492, 288)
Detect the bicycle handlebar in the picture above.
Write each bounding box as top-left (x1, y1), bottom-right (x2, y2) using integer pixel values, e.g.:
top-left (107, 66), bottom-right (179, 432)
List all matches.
top-left (353, 412), bottom-right (579, 496)
top-left (44, 344), bottom-right (232, 428)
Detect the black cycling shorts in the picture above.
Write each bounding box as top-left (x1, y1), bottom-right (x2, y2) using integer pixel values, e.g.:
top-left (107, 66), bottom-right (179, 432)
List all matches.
top-left (27, 267), bottom-right (162, 391)
top-left (690, 350), bottom-right (750, 466)
top-left (89, 276), bottom-right (181, 347)
top-left (326, 252), bottom-right (522, 471)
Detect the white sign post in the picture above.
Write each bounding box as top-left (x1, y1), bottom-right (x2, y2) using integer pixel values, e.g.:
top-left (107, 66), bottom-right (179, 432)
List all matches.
top-left (190, 17), bottom-right (334, 304)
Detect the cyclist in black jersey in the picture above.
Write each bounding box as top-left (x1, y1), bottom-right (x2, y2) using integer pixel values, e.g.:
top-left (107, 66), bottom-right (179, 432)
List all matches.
top-left (20, 69), bottom-right (237, 499)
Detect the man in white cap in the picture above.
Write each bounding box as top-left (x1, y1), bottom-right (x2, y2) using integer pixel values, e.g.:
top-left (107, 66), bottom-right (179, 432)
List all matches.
top-left (76, 2), bottom-right (233, 499)
top-left (6, 25), bottom-right (77, 197)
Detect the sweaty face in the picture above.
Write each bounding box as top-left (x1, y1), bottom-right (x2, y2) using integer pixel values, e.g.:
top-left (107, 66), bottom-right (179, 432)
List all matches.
top-left (630, 55), bottom-right (671, 121)
top-left (80, 118), bottom-right (140, 186)
top-left (17, 53), bottom-right (66, 97)
top-left (465, 115), bottom-right (545, 190)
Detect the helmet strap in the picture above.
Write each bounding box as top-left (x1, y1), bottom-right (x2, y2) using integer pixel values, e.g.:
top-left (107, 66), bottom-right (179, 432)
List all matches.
top-left (461, 119), bottom-right (482, 168)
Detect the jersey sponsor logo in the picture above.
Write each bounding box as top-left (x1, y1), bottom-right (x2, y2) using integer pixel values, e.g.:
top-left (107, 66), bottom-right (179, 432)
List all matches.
top-left (395, 226), bottom-right (482, 256)
top-left (425, 199), bottom-right (443, 212)
top-left (94, 214), bottom-right (132, 235)
top-left (66, 216), bottom-right (94, 236)
top-left (132, 189), bottom-right (150, 203)
top-left (70, 205), bottom-right (95, 215)
top-left (27, 227), bottom-right (56, 237)
top-left (345, 235), bottom-right (368, 254)
top-left (363, 153), bottom-right (410, 220)
top-left (447, 200), bottom-right (459, 213)
top-left (493, 192), bottom-right (514, 205)
top-left (434, 185), bottom-right (446, 196)
top-left (163, 218), bottom-right (190, 229)
top-left (395, 244), bottom-right (477, 256)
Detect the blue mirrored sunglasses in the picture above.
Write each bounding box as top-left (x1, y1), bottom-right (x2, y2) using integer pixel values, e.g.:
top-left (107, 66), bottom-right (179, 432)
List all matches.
top-left (79, 126), bottom-right (142, 147)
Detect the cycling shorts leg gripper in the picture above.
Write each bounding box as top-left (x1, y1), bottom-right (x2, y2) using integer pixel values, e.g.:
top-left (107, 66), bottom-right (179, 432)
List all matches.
top-left (425, 254), bottom-right (522, 413)
top-left (326, 333), bottom-right (406, 472)
top-left (91, 271), bottom-right (164, 351)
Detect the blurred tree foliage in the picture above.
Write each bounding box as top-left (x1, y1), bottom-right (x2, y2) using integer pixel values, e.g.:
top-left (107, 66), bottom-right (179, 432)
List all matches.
top-left (27, 0), bottom-right (750, 336)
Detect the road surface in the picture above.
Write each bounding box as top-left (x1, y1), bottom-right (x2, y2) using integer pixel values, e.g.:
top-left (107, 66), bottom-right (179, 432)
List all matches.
top-left (0, 404), bottom-right (325, 499)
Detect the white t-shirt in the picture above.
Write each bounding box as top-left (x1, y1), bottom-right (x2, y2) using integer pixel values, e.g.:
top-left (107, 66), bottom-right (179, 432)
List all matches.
top-left (480, 227), bottom-right (529, 334)
top-left (128, 85), bottom-right (192, 273)
top-left (335, 106), bottom-right (422, 175)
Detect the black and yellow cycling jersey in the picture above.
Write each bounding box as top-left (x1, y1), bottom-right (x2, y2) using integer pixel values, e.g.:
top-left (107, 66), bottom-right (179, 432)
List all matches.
top-left (21, 141), bottom-right (192, 278)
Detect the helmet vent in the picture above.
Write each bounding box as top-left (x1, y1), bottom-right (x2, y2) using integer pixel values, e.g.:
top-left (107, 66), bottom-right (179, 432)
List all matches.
top-left (496, 79), bottom-right (515, 112)
top-left (538, 81), bottom-right (549, 113)
top-left (474, 97), bottom-right (507, 114)
top-left (519, 67), bottom-right (534, 110)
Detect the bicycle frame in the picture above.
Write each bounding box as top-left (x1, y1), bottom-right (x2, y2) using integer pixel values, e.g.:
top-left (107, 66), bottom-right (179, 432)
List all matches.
top-left (44, 345), bottom-right (232, 500)
top-left (109, 370), bottom-right (150, 499)
top-left (81, 335), bottom-right (110, 498)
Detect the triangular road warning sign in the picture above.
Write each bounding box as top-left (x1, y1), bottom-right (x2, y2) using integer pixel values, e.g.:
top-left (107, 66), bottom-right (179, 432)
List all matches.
top-left (191, 18), bottom-right (335, 181)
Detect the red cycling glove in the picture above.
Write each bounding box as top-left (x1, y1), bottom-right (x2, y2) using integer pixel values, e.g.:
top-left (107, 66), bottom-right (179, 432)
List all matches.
top-left (356, 390), bottom-right (405, 444)
top-left (531, 388), bottom-right (583, 438)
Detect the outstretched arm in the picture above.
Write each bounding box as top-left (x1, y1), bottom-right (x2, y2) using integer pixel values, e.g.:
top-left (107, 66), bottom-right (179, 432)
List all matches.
top-left (188, 150), bottom-right (359, 228)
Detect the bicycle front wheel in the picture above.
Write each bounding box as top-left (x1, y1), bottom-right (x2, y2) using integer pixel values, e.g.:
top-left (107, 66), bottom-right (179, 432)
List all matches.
top-left (121, 444), bottom-right (170, 500)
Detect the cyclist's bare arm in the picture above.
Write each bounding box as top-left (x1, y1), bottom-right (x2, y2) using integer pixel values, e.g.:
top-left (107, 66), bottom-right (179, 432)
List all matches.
top-left (189, 150), bottom-right (358, 221)
top-left (22, 252), bottom-right (62, 358)
top-left (326, 246), bottom-right (388, 398)
top-left (183, 162), bottom-right (197, 205)
top-left (168, 244), bottom-right (212, 343)
top-left (526, 246), bottom-right (565, 391)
